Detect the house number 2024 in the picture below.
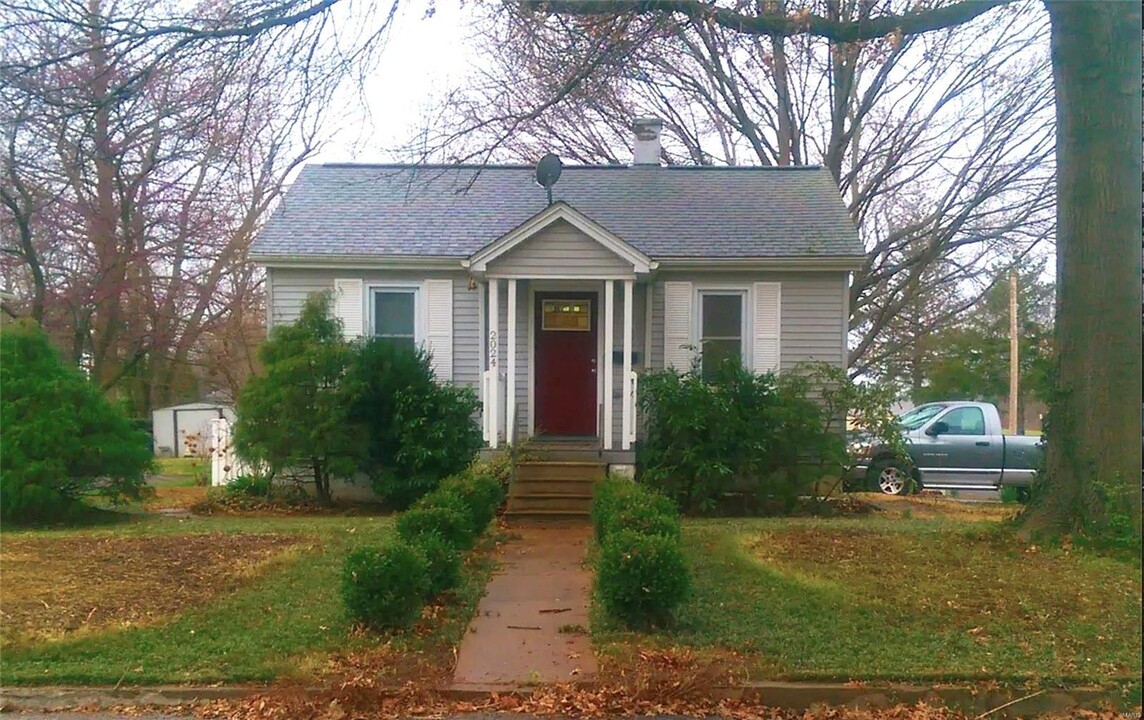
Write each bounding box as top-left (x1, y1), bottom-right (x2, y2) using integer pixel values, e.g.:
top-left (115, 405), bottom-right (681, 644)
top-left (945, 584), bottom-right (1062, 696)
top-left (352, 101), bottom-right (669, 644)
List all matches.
top-left (487, 330), bottom-right (498, 368)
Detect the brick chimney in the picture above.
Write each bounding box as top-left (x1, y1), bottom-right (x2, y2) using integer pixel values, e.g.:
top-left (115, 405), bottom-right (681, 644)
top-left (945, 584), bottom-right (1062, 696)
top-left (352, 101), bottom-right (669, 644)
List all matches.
top-left (631, 117), bottom-right (663, 166)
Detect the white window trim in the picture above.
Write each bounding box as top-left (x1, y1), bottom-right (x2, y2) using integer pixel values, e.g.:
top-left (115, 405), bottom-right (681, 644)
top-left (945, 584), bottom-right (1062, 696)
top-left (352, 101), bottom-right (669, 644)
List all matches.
top-left (694, 285), bottom-right (752, 369)
top-left (367, 283), bottom-right (424, 343)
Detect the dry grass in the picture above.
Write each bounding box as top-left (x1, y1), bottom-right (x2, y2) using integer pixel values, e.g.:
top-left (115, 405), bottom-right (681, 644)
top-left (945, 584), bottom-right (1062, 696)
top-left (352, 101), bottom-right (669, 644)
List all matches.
top-left (591, 512), bottom-right (1141, 686)
top-left (860, 492), bottom-right (1021, 522)
top-left (0, 532), bottom-right (301, 644)
top-left (142, 485), bottom-right (211, 510)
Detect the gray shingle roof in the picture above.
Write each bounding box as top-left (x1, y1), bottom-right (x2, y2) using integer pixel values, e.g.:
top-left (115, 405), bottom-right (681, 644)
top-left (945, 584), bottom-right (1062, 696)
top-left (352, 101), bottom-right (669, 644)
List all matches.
top-left (252, 163), bottom-right (863, 260)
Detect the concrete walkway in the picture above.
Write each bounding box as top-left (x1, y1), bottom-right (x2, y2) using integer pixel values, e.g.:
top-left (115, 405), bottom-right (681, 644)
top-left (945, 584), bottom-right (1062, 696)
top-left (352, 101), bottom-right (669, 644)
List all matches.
top-left (452, 525), bottom-right (597, 687)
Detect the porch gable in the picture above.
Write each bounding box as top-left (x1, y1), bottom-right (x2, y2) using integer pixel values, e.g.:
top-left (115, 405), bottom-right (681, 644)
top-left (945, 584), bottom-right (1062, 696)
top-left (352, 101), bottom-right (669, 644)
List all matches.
top-left (467, 202), bottom-right (654, 278)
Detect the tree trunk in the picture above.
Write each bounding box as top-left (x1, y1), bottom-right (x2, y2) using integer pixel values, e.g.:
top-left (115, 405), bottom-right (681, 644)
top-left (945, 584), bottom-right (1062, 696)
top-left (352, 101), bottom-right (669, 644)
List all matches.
top-left (312, 460), bottom-right (332, 506)
top-left (1023, 1), bottom-right (1143, 539)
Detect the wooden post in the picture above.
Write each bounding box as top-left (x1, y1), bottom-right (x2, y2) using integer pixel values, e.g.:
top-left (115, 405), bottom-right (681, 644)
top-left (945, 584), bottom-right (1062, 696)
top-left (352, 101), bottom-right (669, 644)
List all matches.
top-left (506, 279), bottom-right (516, 445)
top-left (488, 279), bottom-right (499, 449)
top-left (621, 279), bottom-right (634, 450)
top-left (603, 280), bottom-right (614, 450)
top-left (1009, 268), bottom-right (1019, 435)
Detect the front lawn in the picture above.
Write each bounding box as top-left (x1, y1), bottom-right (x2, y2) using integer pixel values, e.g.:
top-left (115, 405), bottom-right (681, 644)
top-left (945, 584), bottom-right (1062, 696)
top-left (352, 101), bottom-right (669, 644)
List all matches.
top-left (0, 514), bottom-right (496, 686)
top-left (152, 456), bottom-right (209, 486)
top-left (593, 496), bottom-right (1142, 687)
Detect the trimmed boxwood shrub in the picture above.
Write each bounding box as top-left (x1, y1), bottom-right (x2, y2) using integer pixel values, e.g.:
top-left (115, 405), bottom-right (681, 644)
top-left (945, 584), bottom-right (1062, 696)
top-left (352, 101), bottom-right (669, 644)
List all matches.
top-left (611, 501), bottom-right (682, 541)
top-left (414, 488), bottom-right (471, 521)
top-left (341, 541), bottom-right (430, 630)
top-left (439, 470), bottom-right (503, 530)
top-left (591, 476), bottom-right (642, 542)
top-left (412, 531), bottom-right (462, 597)
top-left (396, 504), bottom-right (476, 550)
top-left (597, 529), bottom-right (691, 627)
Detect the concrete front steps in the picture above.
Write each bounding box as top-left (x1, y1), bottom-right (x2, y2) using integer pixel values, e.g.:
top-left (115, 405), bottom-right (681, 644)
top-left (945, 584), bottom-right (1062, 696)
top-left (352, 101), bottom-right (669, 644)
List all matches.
top-left (504, 461), bottom-right (605, 523)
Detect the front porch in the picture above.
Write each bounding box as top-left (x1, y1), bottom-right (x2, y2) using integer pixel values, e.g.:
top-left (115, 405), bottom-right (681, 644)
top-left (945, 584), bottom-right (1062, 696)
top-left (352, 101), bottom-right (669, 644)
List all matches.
top-left (469, 202), bottom-right (653, 469)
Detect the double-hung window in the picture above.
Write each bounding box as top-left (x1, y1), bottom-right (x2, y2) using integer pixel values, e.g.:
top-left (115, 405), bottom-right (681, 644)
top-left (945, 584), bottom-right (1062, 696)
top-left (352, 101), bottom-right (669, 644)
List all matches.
top-left (698, 290), bottom-right (747, 380)
top-left (371, 287), bottom-right (419, 350)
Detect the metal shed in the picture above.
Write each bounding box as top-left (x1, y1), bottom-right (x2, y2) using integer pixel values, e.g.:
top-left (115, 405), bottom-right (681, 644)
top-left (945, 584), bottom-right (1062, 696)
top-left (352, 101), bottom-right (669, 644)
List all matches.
top-left (151, 401), bottom-right (236, 457)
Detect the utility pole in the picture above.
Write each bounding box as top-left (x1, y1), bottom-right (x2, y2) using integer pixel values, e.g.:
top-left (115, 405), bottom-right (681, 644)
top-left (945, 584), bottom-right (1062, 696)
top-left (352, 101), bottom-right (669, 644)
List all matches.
top-left (1009, 268), bottom-right (1020, 435)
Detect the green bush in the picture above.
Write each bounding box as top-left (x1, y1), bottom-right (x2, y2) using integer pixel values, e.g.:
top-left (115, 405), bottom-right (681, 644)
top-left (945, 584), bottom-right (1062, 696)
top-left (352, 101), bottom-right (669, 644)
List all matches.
top-left (341, 541), bottom-right (430, 630)
top-left (439, 470), bottom-right (504, 530)
top-left (638, 358), bottom-right (903, 515)
top-left (610, 501), bottom-right (682, 542)
top-left (591, 476), bottom-right (643, 542)
top-left (638, 361), bottom-right (803, 513)
top-left (412, 531), bottom-right (462, 597)
top-left (396, 505), bottom-right (476, 549)
top-left (225, 474), bottom-right (273, 498)
top-left (345, 339), bottom-right (482, 509)
top-left (597, 529), bottom-right (691, 627)
top-left (0, 322), bottom-right (153, 524)
top-left (235, 293), bottom-right (362, 505)
top-left (413, 488), bottom-right (474, 529)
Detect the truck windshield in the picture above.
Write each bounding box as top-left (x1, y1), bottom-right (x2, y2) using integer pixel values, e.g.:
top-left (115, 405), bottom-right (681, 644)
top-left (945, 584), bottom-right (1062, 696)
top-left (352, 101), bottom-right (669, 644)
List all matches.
top-left (898, 404), bottom-right (947, 430)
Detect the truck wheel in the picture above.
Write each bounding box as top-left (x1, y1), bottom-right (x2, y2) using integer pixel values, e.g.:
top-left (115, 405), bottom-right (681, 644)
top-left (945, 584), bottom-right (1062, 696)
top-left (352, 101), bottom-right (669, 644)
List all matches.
top-left (869, 461), bottom-right (911, 496)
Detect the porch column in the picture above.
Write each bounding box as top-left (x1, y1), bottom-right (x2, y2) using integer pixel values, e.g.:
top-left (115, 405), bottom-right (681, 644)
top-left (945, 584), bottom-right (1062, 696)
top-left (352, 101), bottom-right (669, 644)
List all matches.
top-left (603, 280), bottom-right (615, 450)
top-left (506, 279), bottom-right (517, 445)
top-left (488, 278), bottom-right (499, 449)
top-left (621, 279), bottom-right (634, 450)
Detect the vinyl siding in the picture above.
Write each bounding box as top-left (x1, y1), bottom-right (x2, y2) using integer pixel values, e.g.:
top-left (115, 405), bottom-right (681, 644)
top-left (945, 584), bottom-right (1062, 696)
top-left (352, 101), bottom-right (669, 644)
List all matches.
top-left (265, 268), bottom-right (481, 389)
top-left (648, 271), bottom-right (848, 373)
top-left (486, 219), bottom-right (632, 277)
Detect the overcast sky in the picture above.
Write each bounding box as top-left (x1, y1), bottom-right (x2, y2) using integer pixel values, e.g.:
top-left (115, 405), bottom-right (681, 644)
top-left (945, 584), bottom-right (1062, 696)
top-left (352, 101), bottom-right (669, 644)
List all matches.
top-left (314, 2), bottom-right (478, 163)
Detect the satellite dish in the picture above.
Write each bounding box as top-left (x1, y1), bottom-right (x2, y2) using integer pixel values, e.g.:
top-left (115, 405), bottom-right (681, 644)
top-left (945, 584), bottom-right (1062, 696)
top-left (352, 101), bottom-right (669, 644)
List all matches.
top-left (535, 153), bottom-right (562, 204)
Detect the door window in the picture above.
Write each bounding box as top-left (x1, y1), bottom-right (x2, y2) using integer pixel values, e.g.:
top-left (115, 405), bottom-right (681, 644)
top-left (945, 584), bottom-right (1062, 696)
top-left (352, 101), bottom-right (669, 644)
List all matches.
top-left (542, 300), bottom-right (591, 331)
top-left (939, 406), bottom-right (986, 436)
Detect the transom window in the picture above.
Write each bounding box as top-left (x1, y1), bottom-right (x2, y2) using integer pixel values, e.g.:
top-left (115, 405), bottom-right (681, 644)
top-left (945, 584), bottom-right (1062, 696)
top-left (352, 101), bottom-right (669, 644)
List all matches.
top-left (542, 299), bottom-right (591, 332)
top-left (371, 287), bottom-right (418, 349)
top-left (698, 290), bottom-right (746, 380)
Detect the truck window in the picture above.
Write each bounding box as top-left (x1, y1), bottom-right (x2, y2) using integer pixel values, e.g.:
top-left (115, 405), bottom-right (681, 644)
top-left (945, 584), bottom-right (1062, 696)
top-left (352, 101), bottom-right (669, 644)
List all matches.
top-left (898, 404), bottom-right (947, 430)
top-left (939, 406), bottom-right (986, 436)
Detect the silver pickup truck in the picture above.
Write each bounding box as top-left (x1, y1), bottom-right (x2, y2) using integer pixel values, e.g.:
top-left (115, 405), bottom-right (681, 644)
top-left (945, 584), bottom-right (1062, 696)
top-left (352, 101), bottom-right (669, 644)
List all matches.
top-left (848, 401), bottom-right (1044, 495)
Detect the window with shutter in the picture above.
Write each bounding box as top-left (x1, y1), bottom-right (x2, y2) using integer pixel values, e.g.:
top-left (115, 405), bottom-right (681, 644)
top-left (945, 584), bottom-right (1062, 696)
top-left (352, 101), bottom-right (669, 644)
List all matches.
top-left (423, 278), bottom-right (453, 381)
top-left (752, 282), bottom-right (781, 374)
top-left (334, 278), bottom-right (364, 338)
top-left (698, 290), bottom-right (746, 380)
top-left (371, 288), bottom-right (418, 350)
top-left (663, 281), bottom-right (694, 371)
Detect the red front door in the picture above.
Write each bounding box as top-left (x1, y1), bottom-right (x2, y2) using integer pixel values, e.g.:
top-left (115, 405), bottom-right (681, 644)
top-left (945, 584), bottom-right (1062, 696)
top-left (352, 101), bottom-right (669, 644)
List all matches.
top-left (535, 293), bottom-right (598, 437)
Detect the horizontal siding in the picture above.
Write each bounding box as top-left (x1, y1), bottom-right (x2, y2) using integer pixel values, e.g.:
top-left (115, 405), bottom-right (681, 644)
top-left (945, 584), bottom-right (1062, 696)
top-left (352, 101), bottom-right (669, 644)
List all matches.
top-left (265, 267), bottom-right (481, 389)
top-left (488, 220), bottom-right (631, 276)
top-left (650, 271), bottom-right (848, 373)
top-left (779, 273), bottom-right (847, 371)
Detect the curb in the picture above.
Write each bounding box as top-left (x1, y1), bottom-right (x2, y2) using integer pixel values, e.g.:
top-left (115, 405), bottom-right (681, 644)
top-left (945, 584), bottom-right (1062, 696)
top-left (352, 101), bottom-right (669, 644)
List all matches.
top-left (0, 682), bottom-right (1127, 716)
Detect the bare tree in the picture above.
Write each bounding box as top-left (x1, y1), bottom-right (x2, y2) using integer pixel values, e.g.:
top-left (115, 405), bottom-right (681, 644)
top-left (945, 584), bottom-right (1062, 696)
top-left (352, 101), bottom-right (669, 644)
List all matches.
top-left (0, 0), bottom-right (394, 414)
top-left (422, 2), bottom-right (1054, 384)
top-left (483, 0), bottom-right (1143, 539)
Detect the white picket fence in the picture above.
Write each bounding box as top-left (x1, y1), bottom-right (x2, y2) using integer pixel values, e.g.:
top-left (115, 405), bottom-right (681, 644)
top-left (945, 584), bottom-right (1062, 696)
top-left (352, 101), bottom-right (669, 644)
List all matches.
top-left (209, 417), bottom-right (250, 486)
